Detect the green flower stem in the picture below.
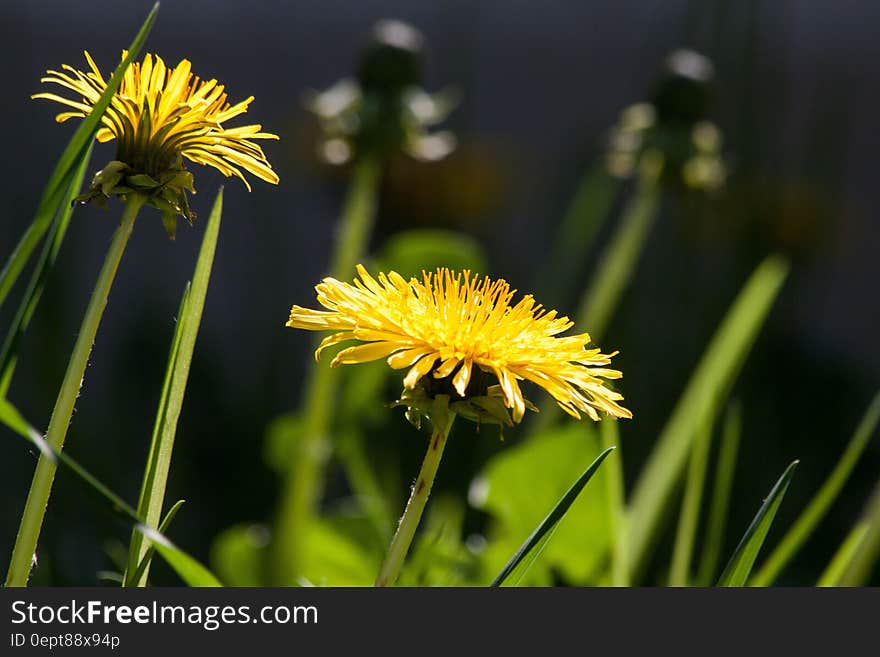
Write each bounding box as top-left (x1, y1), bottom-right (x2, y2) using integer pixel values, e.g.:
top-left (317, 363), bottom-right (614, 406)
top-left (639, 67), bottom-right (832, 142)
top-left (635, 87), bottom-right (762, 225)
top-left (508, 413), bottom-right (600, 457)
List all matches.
top-left (328, 157), bottom-right (381, 280)
top-left (6, 193), bottom-right (145, 587)
top-left (534, 164), bottom-right (619, 309)
top-left (375, 405), bottom-right (456, 587)
top-left (274, 156), bottom-right (380, 583)
top-left (574, 178), bottom-right (659, 344)
top-left (531, 178), bottom-right (659, 435)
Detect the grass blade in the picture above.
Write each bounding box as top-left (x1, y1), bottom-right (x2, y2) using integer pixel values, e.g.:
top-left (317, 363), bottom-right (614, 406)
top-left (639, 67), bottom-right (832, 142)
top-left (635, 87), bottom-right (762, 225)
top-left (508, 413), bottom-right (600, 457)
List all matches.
top-left (751, 391), bottom-right (880, 585)
top-left (627, 255), bottom-right (788, 581)
top-left (0, 143), bottom-right (94, 396)
top-left (717, 460), bottom-right (799, 587)
top-left (0, 398), bottom-right (140, 523)
top-left (574, 179), bottom-right (659, 343)
top-left (136, 525), bottom-right (223, 587)
top-left (0, 3), bottom-right (158, 309)
top-left (129, 499), bottom-right (186, 586)
top-left (1, 399), bottom-right (219, 586)
top-left (491, 446), bottom-right (615, 587)
top-left (836, 480), bottom-right (880, 586)
top-left (696, 401), bottom-right (742, 585)
top-left (125, 188), bottom-right (224, 586)
top-left (818, 523), bottom-right (870, 586)
top-left (535, 164), bottom-right (619, 308)
top-left (669, 416), bottom-right (714, 586)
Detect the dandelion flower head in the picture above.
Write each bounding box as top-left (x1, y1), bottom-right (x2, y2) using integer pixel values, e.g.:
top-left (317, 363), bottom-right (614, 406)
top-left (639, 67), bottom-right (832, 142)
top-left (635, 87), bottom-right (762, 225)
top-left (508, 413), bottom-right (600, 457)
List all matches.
top-left (287, 265), bottom-right (632, 424)
top-left (34, 50), bottom-right (279, 189)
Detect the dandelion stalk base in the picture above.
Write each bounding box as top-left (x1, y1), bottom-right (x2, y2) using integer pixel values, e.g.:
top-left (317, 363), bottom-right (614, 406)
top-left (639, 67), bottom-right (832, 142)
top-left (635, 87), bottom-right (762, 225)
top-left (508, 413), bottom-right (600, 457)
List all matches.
top-left (375, 399), bottom-right (456, 587)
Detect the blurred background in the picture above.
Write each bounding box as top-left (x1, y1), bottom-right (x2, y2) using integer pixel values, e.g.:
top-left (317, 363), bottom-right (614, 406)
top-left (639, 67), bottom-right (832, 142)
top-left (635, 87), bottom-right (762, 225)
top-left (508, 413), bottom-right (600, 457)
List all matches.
top-left (0, 0), bottom-right (878, 585)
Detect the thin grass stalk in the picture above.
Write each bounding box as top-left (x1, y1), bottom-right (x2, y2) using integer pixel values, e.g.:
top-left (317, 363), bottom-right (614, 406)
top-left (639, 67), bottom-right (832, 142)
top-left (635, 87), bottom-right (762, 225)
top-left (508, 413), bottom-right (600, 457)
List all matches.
top-left (600, 418), bottom-right (627, 586)
top-left (669, 417), bottom-right (713, 586)
top-left (696, 401), bottom-right (741, 585)
top-left (274, 156), bottom-right (380, 583)
top-left (750, 391), bottom-right (880, 586)
top-left (5, 193), bottom-right (146, 587)
top-left (123, 189), bottom-right (223, 587)
top-left (375, 405), bottom-right (456, 587)
top-left (837, 481), bottom-right (880, 586)
top-left (817, 523), bottom-right (869, 586)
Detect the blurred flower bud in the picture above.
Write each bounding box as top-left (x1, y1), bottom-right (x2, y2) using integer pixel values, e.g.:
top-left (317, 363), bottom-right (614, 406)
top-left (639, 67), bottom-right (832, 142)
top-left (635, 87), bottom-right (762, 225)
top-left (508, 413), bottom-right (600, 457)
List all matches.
top-left (605, 49), bottom-right (725, 192)
top-left (305, 19), bottom-right (457, 165)
top-left (651, 49), bottom-right (715, 126)
top-left (358, 20), bottom-right (425, 95)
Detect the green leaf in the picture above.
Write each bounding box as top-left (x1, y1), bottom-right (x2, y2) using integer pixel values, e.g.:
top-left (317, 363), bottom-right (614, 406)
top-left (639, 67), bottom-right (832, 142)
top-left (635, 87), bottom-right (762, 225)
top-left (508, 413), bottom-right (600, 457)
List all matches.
top-left (211, 524), bottom-right (270, 587)
top-left (374, 228), bottom-right (489, 278)
top-left (717, 460), bottom-right (799, 587)
top-left (751, 391), bottom-right (880, 585)
top-left (299, 515), bottom-right (382, 587)
top-left (627, 255), bottom-right (789, 580)
top-left (126, 188), bottom-right (224, 586)
top-left (0, 3), bottom-right (158, 309)
top-left (136, 525), bottom-right (223, 587)
top-left (696, 401), bottom-right (742, 585)
top-left (0, 142), bottom-right (94, 396)
top-left (490, 446), bottom-right (615, 587)
top-left (475, 424), bottom-right (612, 585)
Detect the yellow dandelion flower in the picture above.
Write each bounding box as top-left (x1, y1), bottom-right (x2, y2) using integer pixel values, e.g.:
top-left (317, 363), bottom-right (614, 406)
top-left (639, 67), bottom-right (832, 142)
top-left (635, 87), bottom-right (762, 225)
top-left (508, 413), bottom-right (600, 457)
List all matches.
top-left (35, 50), bottom-right (279, 189)
top-left (287, 265), bottom-right (632, 424)
top-left (33, 51), bottom-right (279, 234)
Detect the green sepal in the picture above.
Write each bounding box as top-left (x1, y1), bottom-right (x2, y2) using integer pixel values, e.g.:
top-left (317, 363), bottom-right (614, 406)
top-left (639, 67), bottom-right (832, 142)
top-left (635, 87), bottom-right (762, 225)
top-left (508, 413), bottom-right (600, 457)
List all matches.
top-left (73, 160), bottom-right (198, 238)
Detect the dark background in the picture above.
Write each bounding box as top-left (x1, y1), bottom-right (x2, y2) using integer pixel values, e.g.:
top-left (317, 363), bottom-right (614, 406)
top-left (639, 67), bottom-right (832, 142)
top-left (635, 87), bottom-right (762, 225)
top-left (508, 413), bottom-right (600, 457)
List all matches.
top-left (0, 0), bottom-right (878, 585)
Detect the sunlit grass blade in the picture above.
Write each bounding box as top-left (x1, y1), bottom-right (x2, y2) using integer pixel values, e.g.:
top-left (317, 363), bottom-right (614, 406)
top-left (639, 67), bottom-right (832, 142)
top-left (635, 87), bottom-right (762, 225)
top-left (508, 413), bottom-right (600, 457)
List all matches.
top-left (125, 188), bottom-right (223, 587)
top-left (0, 143), bottom-right (94, 397)
top-left (750, 391), bottom-right (880, 586)
top-left (696, 401), bottom-right (741, 585)
top-left (136, 526), bottom-right (223, 587)
top-left (669, 417), bottom-right (713, 586)
top-left (0, 3), bottom-right (158, 309)
top-left (535, 164), bottom-right (619, 307)
top-left (129, 499), bottom-right (186, 586)
top-left (627, 255), bottom-right (789, 581)
top-left (836, 480), bottom-right (880, 586)
top-left (491, 447), bottom-right (615, 587)
top-left (717, 460), bottom-right (799, 587)
top-left (600, 419), bottom-right (627, 586)
top-left (817, 523), bottom-right (870, 586)
top-left (1, 399), bottom-right (219, 587)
